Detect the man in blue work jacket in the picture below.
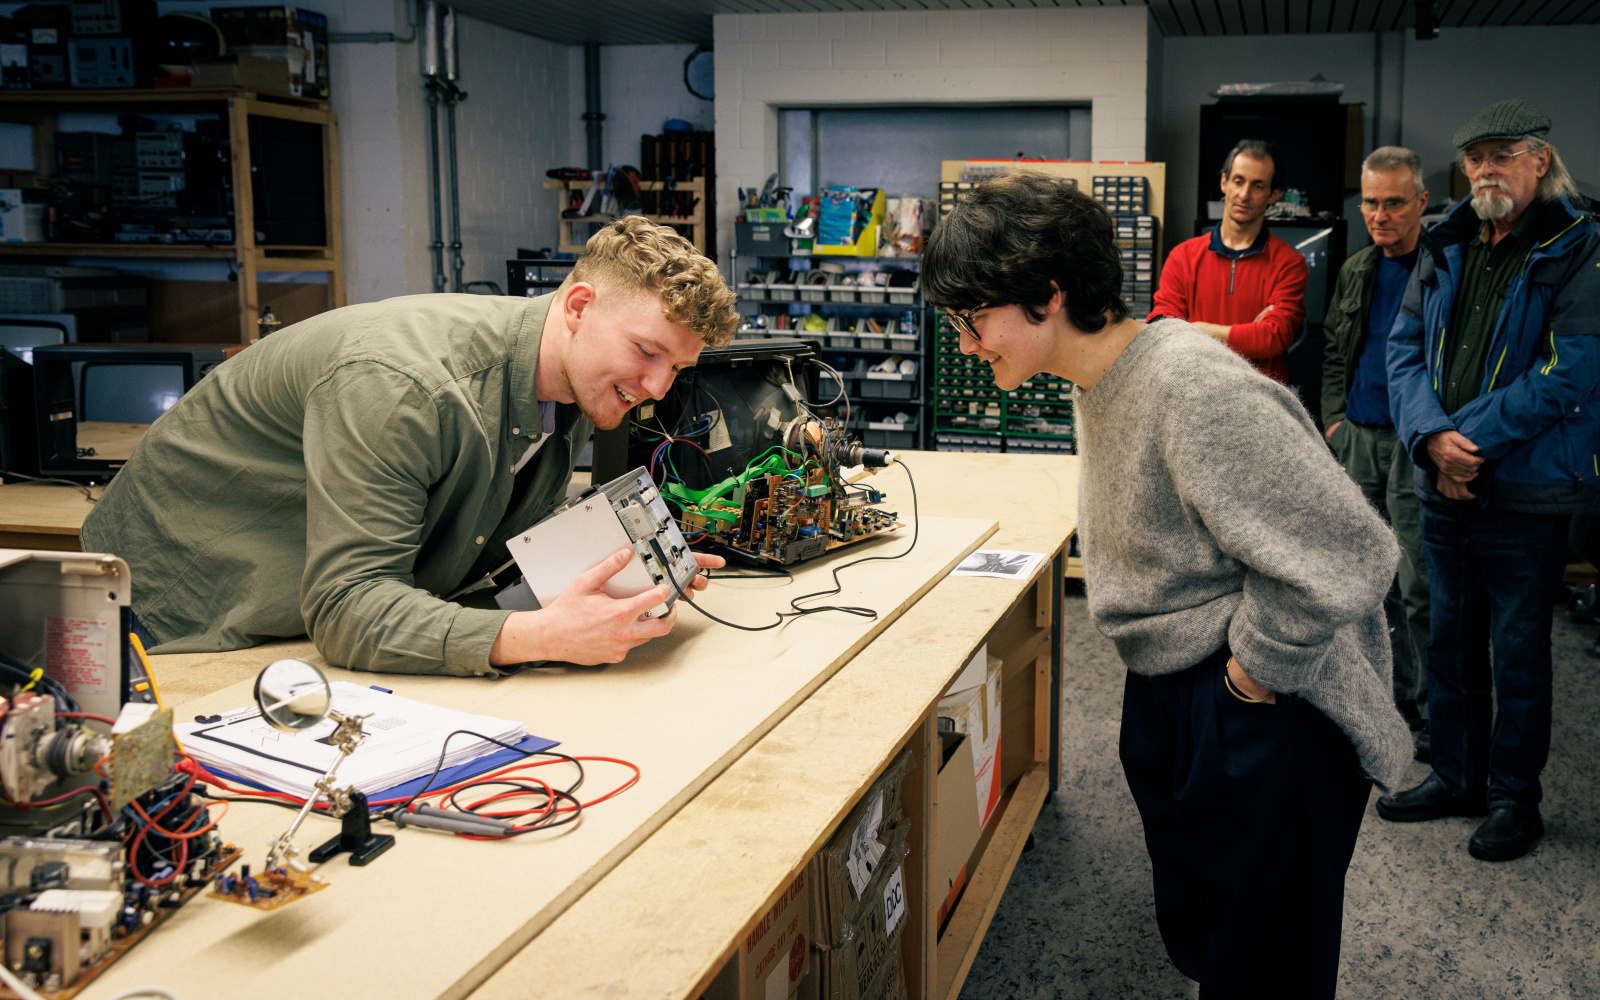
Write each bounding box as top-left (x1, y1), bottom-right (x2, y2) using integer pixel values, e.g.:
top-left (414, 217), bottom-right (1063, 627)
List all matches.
top-left (1377, 100), bottom-right (1600, 861)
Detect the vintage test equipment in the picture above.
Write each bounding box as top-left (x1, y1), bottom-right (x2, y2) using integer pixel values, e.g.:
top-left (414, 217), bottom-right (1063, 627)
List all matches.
top-left (502, 467), bottom-right (703, 618)
top-left (0, 548), bottom-right (236, 997)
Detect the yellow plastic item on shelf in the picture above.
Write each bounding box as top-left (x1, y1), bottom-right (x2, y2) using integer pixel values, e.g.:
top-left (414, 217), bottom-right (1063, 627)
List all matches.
top-left (814, 188), bottom-right (886, 257)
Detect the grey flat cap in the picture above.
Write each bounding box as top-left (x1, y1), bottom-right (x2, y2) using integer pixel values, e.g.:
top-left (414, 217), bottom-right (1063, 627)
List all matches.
top-left (1453, 99), bottom-right (1552, 149)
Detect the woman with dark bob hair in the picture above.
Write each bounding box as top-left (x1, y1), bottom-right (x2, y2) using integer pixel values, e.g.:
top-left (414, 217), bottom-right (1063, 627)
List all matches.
top-left (923, 171), bottom-right (1411, 1000)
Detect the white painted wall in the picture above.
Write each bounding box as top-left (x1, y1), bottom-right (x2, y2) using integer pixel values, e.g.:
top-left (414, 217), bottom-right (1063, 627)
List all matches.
top-left (324, 2), bottom-right (575, 297)
top-left (443, 16), bottom-right (573, 289)
top-left (601, 45), bottom-right (712, 169)
top-left (1159, 25), bottom-right (1600, 255)
top-left (712, 8), bottom-right (1157, 269)
top-left (327, 0), bottom-right (413, 303)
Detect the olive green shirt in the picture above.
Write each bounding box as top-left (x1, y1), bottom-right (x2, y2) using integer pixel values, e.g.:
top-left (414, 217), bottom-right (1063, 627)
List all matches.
top-left (80, 292), bottom-right (591, 676)
top-left (1439, 204), bottom-right (1547, 415)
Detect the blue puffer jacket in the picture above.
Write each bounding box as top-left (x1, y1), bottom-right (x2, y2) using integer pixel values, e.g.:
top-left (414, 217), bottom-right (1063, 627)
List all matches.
top-left (1387, 195), bottom-right (1600, 513)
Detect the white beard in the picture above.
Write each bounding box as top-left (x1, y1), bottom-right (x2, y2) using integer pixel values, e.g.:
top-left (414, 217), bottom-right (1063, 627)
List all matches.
top-left (1472, 186), bottom-right (1515, 221)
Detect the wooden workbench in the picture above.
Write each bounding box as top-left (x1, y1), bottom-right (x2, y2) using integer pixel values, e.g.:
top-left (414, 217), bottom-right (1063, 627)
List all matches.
top-left (0, 482), bottom-right (100, 550)
top-left (10, 450), bottom-right (1079, 1000)
top-left (473, 452), bottom-right (1078, 1000)
top-left (79, 514), bottom-right (996, 999)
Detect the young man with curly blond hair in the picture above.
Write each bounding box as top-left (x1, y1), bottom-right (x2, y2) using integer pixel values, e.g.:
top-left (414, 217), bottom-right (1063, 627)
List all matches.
top-left (84, 217), bottom-right (739, 675)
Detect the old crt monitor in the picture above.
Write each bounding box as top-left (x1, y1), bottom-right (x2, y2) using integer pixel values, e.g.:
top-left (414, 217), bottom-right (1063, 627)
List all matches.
top-left (590, 338), bottom-right (827, 488)
top-left (32, 343), bottom-right (248, 481)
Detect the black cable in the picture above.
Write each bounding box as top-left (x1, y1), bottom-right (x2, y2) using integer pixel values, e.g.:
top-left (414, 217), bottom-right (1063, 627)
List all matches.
top-left (385, 729), bottom-right (585, 826)
top-left (0, 649), bottom-right (80, 712)
top-left (706, 568), bottom-right (793, 581)
top-left (0, 470), bottom-right (97, 503)
top-left (668, 458), bottom-right (918, 632)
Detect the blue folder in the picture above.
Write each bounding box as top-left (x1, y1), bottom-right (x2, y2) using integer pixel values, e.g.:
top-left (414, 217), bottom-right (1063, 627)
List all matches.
top-left (205, 733), bottom-right (562, 806)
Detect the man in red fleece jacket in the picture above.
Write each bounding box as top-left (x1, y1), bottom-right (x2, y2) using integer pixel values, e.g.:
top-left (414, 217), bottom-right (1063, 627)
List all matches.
top-left (1150, 139), bottom-right (1308, 383)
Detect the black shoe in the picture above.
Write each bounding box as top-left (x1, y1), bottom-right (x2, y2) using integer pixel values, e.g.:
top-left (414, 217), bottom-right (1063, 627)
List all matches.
top-left (1375, 772), bottom-right (1487, 822)
top-left (1414, 729), bottom-right (1431, 763)
top-left (1468, 807), bottom-right (1543, 861)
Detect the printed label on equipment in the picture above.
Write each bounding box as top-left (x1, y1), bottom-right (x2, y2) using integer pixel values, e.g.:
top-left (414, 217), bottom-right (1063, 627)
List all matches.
top-left (844, 790), bottom-right (886, 897)
top-left (882, 866), bottom-right (906, 937)
top-left (44, 617), bottom-right (108, 694)
top-left (707, 409), bottom-right (732, 453)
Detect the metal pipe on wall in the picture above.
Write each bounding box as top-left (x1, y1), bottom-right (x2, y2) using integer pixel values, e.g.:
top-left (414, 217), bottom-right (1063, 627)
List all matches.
top-left (442, 6), bottom-right (457, 81)
top-left (422, 1), bottom-right (446, 293)
top-left (421, 0), bottom-right (440, 77)
top-left (443, 6), bottom-right (464, 293)
top-left (583, 42), bottom-right (604, 173)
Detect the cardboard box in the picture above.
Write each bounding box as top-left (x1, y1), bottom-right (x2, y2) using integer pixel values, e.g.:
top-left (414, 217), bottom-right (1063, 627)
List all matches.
top-left (809, 749), bottom-right (911, 949)
top-left (814, 846), bottom-right (909, 1000)
top-left (812, 818), bottom-right (908, 949)
top-left (938, 655), bottom-right (1002, 830)
top-left (934, 729), bottom-right (979, 933)
top-left (742, 869), bottom-right (811, 1000)
top-left (185, 54), bottom-right (293, 94)
top-left (210, 6), bottom-right (329, 98)
top-left (933, 655), bottom-right (1001, 932)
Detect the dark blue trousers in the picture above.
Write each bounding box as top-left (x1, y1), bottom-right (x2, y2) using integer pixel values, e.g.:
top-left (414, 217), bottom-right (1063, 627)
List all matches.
top-left (1419, 498), bottom-right (1569, 813)
top-left (1119, 648), bottom-right (1372, 1000)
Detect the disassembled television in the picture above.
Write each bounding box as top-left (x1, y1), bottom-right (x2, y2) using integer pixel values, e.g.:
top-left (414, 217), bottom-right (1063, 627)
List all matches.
top-left (667, 412), bottom-right (899, 567)
top-left (588, 339), bottom-right (902, 569)
top-left (0, 549), bottom-right (236, 998)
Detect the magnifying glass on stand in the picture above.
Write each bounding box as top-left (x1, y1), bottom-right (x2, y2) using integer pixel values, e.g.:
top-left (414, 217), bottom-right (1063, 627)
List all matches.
top-left (253, 659), bottom-right (395, 873)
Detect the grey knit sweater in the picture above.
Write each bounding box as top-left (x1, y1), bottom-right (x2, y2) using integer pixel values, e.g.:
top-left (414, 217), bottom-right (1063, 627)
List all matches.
top-left (1074, 319), bottom-right (1413, 791)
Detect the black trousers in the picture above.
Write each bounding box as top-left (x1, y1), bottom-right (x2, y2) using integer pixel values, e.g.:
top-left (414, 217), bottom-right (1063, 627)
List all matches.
top-left (1119, 648), bottom-right (1372, 1000)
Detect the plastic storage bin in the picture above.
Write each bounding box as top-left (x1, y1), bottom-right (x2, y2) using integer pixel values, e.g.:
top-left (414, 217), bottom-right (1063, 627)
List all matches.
top-left (825, 315), bottom-right (856, 350)
top-left (886, 273), bottom-right (920, 305)
top-left (737, 269), bottom-right (770, 302)
top-left (855, 318), bottom-right (887, 350)
top-left (826, 271), bottom-right (858, 304)
top-left (766, 269), bottom-right (798, 303)
top-left (798, 271), bottom-right (831, 303)
top-left (861, 371), bottom-right (915, 400)
top-left (857, 273), bottom-right (887, 304)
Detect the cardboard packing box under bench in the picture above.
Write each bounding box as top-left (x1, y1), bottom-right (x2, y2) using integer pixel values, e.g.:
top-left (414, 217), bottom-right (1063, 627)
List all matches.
top-left (740, 868), bottom-right (811, 1000)
top-left (806, 749), bottom-right (913, 1000)
top-left (935, 648), bottom-right (1003, 933)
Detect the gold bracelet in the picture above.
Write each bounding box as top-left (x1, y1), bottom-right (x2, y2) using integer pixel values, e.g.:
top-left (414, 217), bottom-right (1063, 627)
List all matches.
top-left (1223, 670), bottom-right (1270, 704)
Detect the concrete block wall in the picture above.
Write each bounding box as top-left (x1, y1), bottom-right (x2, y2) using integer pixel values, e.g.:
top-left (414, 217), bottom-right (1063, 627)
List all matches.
top-left (440, 16), bottom-right (573, 289)
top-left (323, 0), bottom-right (574, 300)
top-left (712, 7), bottom-right (1158, 268)
top-left (571, 45), bottom-right (714, 171)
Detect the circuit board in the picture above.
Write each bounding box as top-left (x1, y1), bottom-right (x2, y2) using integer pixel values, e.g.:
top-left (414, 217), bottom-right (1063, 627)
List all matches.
top-left (0, 845), bottom-right (242, 1000)
top-left (678, 466), bottom-right (902, 566)
top-left (208, 860), bottom-right (327, 910)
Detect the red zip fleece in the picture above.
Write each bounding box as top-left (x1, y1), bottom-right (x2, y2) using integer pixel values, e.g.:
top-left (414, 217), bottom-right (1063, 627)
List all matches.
top-left (1148, 227), bottom-right (1308, 383)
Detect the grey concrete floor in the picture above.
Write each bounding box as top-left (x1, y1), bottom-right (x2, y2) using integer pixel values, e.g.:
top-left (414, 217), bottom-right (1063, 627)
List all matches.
top-left (958, 587), bottom-right (1600, 1000)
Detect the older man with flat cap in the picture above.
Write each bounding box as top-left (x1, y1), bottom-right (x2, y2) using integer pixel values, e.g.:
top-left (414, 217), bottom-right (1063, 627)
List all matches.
top-left (1380, 100), bottom-right (1600, 860)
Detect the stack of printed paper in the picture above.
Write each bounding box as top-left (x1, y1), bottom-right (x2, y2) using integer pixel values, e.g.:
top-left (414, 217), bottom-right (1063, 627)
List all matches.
top-left (175, 683), bottom-right (529, 800)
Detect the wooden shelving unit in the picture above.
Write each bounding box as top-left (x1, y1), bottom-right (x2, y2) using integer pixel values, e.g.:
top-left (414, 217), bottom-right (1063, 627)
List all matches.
top-left (0, 88), bottom-right (344, 344)
top-left (543, 177), bottom-right (705, 255)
